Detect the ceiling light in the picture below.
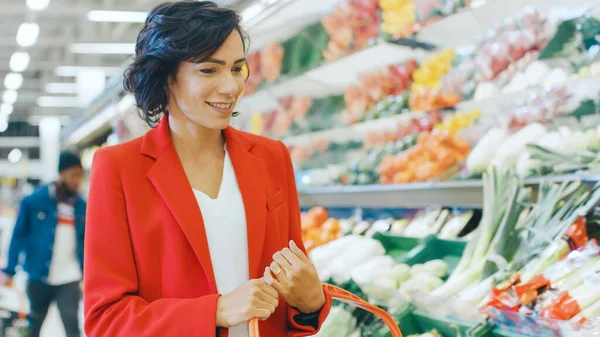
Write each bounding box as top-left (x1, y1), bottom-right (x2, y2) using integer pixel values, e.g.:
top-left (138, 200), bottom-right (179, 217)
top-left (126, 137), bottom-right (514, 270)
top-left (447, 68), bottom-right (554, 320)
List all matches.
top-left (54, 66), bottom-right (121, 77)
top-left (45, 82), bottom-right (78, 94)
top-left (27, 0), bottom-right (50, 11)
top-left (0, 120), bottom-right (8, 133)
top-left (4, 73), bottom-right (23, 90)
top-left (69, 43), bottom-right (136, 55)
top-left (87, 10), bottom-right (147, 23)
top-left (37, 96), bottom-right (81, 108)
top-left (3, 90), bottom-right (18, 105)
top-left (0, 104), bottom-right (13, 116)
top-left (9, 52), bottom-right (30, 72)
top-left (8, 148), bottom-right (23, 164)
top-left (16, 23), bottom-right (40, 47)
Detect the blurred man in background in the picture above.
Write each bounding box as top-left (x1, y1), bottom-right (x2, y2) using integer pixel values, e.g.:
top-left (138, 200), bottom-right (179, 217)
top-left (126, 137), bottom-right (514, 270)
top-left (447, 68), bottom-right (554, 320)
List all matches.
top-left (2, 151), bottom-right (86, 337)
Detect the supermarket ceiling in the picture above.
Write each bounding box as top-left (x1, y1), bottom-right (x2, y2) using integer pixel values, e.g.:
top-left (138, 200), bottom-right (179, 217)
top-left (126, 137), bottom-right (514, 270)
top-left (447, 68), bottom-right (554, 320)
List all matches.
top-left (0, 0), bottom-right (254, 123)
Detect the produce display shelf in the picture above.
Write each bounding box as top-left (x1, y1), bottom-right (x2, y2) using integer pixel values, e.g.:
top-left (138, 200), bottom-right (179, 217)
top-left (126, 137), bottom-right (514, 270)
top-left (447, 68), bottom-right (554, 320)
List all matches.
top-left (417, 0), bottom-right (596, 49)
top-left (284, 112), bottom-right (426, 146)
top-left (455, 75), bottom-right (600, 117)
top-left (298, 174), bottom-right (600, 208)
top-left (282, 74), bottom-right (600, 146)
top-left (299, 179), bottom-right (486, 208)
top-left (246, 0), bottom-right (339, 52)
top-left (237, 42), bottom-right (432, 113)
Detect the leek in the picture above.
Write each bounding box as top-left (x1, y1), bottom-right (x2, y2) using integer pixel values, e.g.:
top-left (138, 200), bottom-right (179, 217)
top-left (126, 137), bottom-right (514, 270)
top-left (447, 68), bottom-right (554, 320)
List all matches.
top-left (482, 181), bottom-right (530, 279)
top-left (433, 168), bottom-right (514, 296)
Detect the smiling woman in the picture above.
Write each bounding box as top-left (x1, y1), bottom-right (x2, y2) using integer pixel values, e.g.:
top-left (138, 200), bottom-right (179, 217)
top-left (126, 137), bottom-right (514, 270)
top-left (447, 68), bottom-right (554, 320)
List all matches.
top-left (83, 2), bottom-right (332, 337)
top-left (123, 1), bottom-right (249, 127)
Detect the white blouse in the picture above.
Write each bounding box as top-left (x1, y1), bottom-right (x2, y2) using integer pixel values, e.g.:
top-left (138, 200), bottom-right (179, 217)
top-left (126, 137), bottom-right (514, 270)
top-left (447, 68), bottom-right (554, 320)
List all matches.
top-left (192, 147), bottom-right (250, 337)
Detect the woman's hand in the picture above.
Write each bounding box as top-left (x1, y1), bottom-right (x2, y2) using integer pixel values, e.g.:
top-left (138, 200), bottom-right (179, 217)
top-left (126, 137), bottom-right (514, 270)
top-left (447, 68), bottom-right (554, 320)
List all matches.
top-left (216, 279), bottom-right (279, 328)
top-left (264, 240), bottom-right (325, 314)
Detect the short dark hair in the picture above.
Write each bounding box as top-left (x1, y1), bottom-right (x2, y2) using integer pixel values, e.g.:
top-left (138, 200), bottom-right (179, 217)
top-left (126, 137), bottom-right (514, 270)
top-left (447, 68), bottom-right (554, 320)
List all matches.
top-left (58, 151), bottom-right (82, 173)
top-left (123, 1), bottom-right (248, 127)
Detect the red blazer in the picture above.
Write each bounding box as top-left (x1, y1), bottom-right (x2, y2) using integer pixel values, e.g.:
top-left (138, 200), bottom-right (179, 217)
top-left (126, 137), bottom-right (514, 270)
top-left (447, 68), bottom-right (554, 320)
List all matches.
top-left (83, 118), bottom-right (332, 337)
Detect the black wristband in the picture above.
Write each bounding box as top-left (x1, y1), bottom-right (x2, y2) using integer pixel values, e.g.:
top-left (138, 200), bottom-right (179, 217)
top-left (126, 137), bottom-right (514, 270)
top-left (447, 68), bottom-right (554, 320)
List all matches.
top-left (292, 307), bottom-right (322, 330)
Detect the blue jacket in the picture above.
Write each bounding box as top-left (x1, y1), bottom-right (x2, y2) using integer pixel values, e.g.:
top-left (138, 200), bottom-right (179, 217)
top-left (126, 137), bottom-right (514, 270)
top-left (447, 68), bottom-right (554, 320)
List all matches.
top-left (3, 184), bottom-right (86, 283)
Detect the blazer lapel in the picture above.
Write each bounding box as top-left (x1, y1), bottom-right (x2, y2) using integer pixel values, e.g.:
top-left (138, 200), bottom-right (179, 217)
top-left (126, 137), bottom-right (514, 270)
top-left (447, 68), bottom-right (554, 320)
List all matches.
top-left (143, 120), bottom-right (218, 292)
top-left (224, 127), bottom-right (268, 280)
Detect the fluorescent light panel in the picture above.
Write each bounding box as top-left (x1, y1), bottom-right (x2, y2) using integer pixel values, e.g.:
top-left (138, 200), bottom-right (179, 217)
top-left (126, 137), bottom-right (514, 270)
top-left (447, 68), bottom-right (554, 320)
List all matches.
top-left (10, 52), bottom-right (30, 72)
top-left (69, 43), bottom-right (135, 55)
top-left (37, 96), bottom-right (81, 108)
top-left (55, 66), bottom-right (121, 77)
top-left (0, 104), bottom-right (13, 116)
top-left (4, 73), bottom-right (23, 90)
top-left (8, 148), bottom-right (23, 164)
top-left (45, 82), bottom-right (78, 94)
top-left (16, 23), bottom-right (40, 47)
top-left (3, 90), bottom-right (18, 105)
top-left (27, 0), bottom-right (50, 11)
top-left (87, 10), bottom-right (147, 23)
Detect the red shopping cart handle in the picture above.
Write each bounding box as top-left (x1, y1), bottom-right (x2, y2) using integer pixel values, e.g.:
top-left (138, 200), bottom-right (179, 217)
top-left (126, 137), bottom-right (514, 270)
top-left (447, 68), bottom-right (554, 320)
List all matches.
top-left (249, 284), bottom-right (403, 337)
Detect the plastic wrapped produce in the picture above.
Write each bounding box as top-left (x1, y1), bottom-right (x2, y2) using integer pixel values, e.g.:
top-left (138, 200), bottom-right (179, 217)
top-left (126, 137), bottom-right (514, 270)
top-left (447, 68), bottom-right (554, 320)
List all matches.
top-left (322, 0), bottom-right (380, 61)
top-left (260, 43), bottom-right (284, 82)
top-left (327, 237), bottom-right (386, 283)
top-left (514, 241), bottom-right (600, 306)
top-left (244, 51), bottom-right (262, 94)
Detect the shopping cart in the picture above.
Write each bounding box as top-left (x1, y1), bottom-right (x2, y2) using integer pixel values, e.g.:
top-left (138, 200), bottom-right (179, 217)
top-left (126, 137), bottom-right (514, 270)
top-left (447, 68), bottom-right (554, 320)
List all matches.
top-left (249, 283), bottom-right (403, 336)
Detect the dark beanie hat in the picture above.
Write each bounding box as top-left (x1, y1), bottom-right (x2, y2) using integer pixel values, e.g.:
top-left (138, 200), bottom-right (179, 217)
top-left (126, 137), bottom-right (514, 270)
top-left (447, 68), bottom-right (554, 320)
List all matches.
top-left (58, 151), bottom-right (82, 172)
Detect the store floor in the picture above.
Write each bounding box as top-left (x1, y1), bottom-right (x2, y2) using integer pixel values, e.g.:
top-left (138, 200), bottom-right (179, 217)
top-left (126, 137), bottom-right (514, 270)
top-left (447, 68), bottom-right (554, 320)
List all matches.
top-left (12, 273), bottom-right (85, 337)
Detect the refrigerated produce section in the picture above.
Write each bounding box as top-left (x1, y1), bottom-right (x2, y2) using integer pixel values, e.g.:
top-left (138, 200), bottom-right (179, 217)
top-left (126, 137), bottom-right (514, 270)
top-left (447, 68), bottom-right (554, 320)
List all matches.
top-left (54, 0), bottom-right (600, 336)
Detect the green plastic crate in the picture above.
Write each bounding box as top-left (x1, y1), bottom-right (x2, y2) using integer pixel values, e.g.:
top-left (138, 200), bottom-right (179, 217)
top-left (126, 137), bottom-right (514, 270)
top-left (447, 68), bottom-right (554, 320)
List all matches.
top-left (412, 308), bottom-right (474, 336)
top-left (404, 236), bottom-right (468, 276)
top-left (372, 232), bottom-right (424, 263)
top-left (392, 305), bottom-right (489, 337)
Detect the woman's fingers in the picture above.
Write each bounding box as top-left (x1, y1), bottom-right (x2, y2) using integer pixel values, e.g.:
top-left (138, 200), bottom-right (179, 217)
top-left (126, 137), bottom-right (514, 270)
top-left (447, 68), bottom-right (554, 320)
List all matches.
top-left (258, 274), bottom-right (280, 300)
top-left (263, 266), bottom-right (277, 286)
top-left (272, 252), bottom-right (293, 276)
top-left (280, 248), bottom-right (304, 269)
top-left (289, 240), bottom-right (311, 263)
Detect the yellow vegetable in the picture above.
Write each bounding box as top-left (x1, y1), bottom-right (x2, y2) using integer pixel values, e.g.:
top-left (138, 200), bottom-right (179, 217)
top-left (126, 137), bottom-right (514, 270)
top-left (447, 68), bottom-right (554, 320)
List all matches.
top-left (379, 0), bottom-right (412, 11)
top-left (250, 113), bottom-right (264, 135)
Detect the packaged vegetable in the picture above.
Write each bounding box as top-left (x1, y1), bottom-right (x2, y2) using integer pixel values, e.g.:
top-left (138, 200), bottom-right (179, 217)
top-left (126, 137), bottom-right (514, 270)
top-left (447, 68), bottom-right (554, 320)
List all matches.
top-left (514, 241), bottom-right (600, 305)
top-left (466, 127), bottom-right (508, 174)
top-left (351, 255), bottom-right (396, 287)
top-left (327, 237), bottom-right (386, 283)
top-left (491, 123), bottom-right (547, 170)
